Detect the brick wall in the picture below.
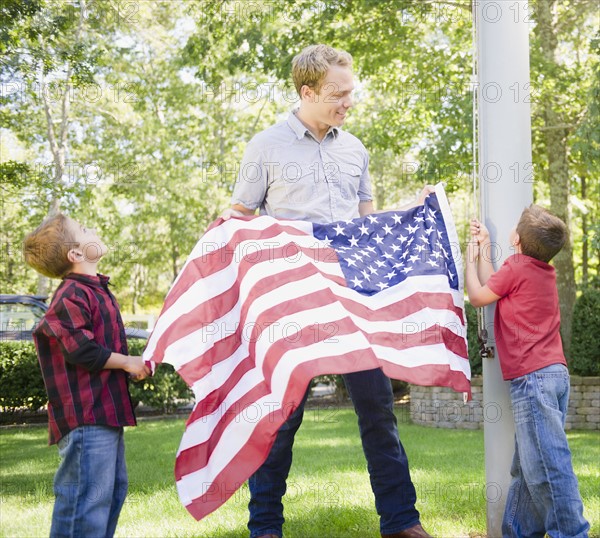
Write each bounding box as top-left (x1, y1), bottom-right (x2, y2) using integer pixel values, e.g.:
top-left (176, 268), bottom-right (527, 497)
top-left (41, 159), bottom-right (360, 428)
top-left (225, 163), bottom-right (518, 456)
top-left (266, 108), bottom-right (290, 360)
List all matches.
top-left (410, 375), bottom-right (599, 430)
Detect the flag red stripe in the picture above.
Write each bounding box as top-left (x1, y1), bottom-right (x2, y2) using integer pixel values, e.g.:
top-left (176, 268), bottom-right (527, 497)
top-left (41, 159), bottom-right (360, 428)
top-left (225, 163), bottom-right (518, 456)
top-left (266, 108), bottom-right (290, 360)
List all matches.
top-left (179, 360), bottom-right (465, 521)
top-left (173, 285), bottom-right (465, 391)
top-left (380, 363), bottom-right (471, 392)
top-left (162, 222), bottom-right (338, 311)
top-left (176, 348), bottom-right (372, 493)
top-left (369, 326), bottom-right (467, 358)
top-left (151, 250), bottom-right (344, 364)
top-left (175, 320), bottom-right (468, 480)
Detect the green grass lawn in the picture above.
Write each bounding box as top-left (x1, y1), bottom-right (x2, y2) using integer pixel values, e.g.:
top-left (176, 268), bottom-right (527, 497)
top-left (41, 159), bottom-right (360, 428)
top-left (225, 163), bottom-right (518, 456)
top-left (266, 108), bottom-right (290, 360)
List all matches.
top-left (1, 409), bottom-right (598, 537)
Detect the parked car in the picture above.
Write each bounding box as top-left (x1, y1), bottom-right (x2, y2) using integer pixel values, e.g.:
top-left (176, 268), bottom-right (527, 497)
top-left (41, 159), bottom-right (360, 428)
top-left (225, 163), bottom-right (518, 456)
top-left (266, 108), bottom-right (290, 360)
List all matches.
top-left (0, 294), bottom-right (149, 341)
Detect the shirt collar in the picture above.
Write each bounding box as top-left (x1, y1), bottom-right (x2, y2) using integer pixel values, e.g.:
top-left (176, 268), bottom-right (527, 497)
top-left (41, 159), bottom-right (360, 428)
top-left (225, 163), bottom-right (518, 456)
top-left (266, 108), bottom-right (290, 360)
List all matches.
top-left (287, 109), bottom-right (340, 141)
top-left (64, 272), bottom-right (111, 288)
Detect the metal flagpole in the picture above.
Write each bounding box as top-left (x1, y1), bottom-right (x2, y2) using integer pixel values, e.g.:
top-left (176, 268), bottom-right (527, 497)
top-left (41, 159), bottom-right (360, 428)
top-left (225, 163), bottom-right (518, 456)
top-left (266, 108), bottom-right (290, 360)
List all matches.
top-left (475, 1), bottom-right (534, 536)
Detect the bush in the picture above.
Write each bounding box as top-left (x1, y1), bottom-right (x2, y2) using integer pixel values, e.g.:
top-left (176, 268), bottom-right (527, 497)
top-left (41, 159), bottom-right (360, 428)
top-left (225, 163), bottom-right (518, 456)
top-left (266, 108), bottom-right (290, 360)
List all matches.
top-left (570, 287), bottom-right (600, 376)
top-left (127, 339), bottom-right (193, 413)
top-left (0, 340), bottom-right (193, 418)
top-left (465, 302), bottom-right (483, 376)
top-left (128, 365), bottom-right (193, 413)
top-left (0, 341), bottom-right (47, 414)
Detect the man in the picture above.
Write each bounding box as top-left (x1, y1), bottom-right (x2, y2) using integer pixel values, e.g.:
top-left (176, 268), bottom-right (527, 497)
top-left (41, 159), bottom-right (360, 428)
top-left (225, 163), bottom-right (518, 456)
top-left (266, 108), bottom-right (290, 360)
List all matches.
top-left (222, 44), bottom-right (432, 538)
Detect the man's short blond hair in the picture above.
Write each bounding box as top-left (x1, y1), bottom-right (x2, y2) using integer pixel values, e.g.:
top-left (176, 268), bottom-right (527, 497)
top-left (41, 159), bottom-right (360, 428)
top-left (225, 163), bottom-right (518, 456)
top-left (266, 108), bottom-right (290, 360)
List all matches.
top-left (292, 44), bottom-right (353, 95)
top-left (23, 213), bottom-right (78, 278)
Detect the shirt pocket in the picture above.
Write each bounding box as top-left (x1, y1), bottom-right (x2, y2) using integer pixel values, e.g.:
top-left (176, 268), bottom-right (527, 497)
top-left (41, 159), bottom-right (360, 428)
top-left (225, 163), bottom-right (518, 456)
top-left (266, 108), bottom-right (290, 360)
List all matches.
top-left (336, 163), bottom-right (362, 201)
top-left (281, 162), bottom-right (318, 203)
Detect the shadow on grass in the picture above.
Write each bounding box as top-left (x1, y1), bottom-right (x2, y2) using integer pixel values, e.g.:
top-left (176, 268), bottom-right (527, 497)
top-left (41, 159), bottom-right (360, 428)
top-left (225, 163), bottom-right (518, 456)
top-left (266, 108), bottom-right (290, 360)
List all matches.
top-left (209, 504), bottom-right (378, 538)
top-left (284, 504), bottom-right (378, 537)
top-left (1, 471), bottom-right (55, 502)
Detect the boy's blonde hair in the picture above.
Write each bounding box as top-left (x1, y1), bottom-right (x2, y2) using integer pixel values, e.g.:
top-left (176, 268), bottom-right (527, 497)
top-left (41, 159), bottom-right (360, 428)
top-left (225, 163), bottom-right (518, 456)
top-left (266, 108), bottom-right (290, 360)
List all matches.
top-left (23, 213), bottom-right (78, 278)
top-left (517, 204), bottom-right (568, 263)
top-left (292, 44), bottom-right (353, 96)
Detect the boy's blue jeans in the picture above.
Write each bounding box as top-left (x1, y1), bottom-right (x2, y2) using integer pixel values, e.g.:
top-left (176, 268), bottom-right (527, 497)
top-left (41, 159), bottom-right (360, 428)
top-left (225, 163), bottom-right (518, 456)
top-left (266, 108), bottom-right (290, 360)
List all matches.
top-left (502, 364), bottom-right (589, 538)
top-left (248, 368), bottom-right (420, 538)
top-left (50, 425), bottom-right (128, 538)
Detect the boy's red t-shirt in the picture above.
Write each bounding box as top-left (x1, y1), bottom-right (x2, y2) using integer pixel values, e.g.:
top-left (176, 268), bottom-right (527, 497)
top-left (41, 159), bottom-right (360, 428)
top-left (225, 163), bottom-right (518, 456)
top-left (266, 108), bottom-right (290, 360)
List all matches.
top-left (486, 254), bottom-right (567, 381)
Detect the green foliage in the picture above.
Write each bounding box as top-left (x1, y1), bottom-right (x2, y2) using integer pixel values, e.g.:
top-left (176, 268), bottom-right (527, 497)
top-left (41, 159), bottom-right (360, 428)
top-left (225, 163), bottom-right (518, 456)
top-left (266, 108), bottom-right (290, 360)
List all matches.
top-left (127, 363), bottom-right (193, 414)
top-left (570, 287), bottom-right (600, 376)
top-left (2, 0), bottom-right (598, 314)
top-left (0, 340), bottom-right (192, 417)
top-left (0, 341), bottom-right (47, 414)
top-left (127, 338), bottom-right (192, 413)
top-left (464, 302), bottom-right (482, 376)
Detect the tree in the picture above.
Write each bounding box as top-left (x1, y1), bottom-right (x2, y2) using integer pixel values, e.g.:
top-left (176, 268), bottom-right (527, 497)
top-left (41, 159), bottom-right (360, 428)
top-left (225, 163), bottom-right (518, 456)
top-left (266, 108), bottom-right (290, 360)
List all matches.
top-left (531, 0), bottom-right (599, 352)
top-left (1, 0), bottom-right (109, 294)
top-left (2, 0), bottom-right (596, 320)
top-left (182, 0), bottom-right (476, 205)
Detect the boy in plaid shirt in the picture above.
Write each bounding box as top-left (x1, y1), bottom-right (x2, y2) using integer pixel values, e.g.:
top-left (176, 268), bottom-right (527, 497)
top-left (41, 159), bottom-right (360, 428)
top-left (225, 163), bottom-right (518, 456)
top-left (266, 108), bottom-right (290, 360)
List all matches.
top-left (24, 213), bottom-right (150, 538)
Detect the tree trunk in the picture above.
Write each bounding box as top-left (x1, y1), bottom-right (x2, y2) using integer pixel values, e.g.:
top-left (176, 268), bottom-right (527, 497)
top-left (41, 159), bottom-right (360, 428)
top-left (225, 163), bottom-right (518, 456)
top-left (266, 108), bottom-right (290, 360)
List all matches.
top-left (535, 0), bottom-right (577, 355)
top-left (172, 244), bottom-right (179, 282)
top-left (581, 174), bottom-right (588, 286)
top-left (543, 106), bottom-right (576, 354)
top-left (35, 1), bottom-right (86, 297)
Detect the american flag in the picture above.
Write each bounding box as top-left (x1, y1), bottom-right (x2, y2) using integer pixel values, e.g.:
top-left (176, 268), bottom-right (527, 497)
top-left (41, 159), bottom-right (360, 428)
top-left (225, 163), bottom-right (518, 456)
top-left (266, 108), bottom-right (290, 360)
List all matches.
top-left (142, 183), bottom-right (469, 521)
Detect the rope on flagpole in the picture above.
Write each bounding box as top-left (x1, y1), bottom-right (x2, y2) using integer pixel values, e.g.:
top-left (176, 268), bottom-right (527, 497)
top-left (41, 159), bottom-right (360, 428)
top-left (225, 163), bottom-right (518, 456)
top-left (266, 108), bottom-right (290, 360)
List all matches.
top-left (471, 0), bottom-right (493, 362)
top-left (471, 0), bottom-right (479, 220)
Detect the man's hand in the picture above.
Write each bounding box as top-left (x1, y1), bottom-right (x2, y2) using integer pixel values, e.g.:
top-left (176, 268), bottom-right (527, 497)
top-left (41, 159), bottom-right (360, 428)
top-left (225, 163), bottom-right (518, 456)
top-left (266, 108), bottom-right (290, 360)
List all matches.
top-left (416, 184), bottom-right (436, 206)
top-left (386, 184), bottom-right (437, 213)
top-left (219, 204), bottom-right (254, 220)
top-left (220, 208), bottom-right (246, 220)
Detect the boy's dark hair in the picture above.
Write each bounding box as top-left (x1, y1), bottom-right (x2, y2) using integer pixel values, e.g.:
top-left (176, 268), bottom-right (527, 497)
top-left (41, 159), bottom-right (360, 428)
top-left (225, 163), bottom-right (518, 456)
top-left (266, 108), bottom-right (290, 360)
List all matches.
top-left (23, 213), bottom-right (78, 278)
top-left (516, 204), bottom-right (568, 263)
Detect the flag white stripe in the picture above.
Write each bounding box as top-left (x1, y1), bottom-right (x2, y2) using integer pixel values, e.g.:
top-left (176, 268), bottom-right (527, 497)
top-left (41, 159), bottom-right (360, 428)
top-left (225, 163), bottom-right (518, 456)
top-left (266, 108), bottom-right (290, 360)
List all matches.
top-left (374, 344), bottom-right (471, 376)
top-left (179, 300), bottom-right (466, 451)
top-left (187, 302), bottom-right (370, 418)
top-left (180, 304), bottom-right (364, 450)
top-left (171, 272), bottom-right (464, 391)
top-left (177, 331), bottom-right (373, 505)
top-left (190, 345), bottom-right (248, 400)
top-left (171, 217), bottom-right (314, 288)
top-left (145, 237), bottom-right (342, 359)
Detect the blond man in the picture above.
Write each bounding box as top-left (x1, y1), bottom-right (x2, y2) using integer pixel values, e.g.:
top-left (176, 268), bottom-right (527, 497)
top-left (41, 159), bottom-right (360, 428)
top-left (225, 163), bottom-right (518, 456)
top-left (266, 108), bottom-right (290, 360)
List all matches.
top-left (222, 44), bottom-right (431, 538)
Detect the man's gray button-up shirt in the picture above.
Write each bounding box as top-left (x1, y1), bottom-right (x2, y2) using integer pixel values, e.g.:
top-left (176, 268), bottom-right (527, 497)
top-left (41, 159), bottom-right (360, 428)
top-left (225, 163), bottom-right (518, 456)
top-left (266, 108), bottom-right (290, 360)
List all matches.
top-left (232, 111), bottom-right (372, 224)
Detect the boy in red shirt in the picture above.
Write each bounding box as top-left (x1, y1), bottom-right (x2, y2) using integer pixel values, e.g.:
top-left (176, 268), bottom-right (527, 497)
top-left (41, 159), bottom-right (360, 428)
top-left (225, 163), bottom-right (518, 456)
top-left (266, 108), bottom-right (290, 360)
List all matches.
top-left (466, 205), bottom-right (588, 537)
top-left (23, 214), bottom-right (150, 538)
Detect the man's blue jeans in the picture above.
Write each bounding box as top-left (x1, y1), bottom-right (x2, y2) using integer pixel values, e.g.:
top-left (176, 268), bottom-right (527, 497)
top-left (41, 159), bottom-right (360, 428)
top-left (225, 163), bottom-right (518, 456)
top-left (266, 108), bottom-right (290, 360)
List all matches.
top-left (50, 425), bottom-right (128, 538)
top-left (502, 364), bottom-right (589, 538)
top-left (248, 368), bottom-right (420, 537)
